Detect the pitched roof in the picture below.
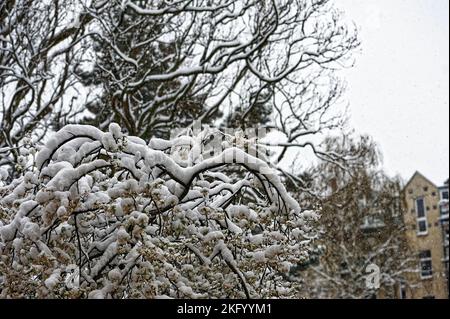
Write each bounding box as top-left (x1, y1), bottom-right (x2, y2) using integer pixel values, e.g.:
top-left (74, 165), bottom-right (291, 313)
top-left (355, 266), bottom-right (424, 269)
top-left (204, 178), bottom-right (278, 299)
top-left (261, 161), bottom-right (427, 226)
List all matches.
top-left (403, 171), bottom-right (438, 191)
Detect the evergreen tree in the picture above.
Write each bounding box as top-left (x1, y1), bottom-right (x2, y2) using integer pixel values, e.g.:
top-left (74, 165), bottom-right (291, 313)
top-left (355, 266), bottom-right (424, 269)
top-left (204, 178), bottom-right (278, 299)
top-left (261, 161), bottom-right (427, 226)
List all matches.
top-left (77, 0), bottom-right (216, 140)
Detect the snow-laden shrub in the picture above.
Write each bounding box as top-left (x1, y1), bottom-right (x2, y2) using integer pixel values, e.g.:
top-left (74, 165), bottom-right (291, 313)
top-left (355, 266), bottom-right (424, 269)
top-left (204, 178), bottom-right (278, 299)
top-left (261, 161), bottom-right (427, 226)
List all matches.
top-left (0, 124), bottom-right (318, 298)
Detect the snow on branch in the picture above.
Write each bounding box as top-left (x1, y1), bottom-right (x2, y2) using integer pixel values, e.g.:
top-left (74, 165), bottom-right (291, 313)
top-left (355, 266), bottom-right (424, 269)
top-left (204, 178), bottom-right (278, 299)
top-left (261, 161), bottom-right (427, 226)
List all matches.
top-left (0, 123), bottom-right (318, 298)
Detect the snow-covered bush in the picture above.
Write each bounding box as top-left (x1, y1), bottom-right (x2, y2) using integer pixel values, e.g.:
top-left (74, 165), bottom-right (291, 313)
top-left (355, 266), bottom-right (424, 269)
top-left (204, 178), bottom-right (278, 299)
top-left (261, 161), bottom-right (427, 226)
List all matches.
top-left (0, 124), bottom-right (318, 298)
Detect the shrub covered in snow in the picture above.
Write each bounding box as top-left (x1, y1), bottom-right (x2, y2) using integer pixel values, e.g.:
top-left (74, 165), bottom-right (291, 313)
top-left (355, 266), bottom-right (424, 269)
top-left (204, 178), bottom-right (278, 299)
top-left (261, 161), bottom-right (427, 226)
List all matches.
top-left (0, 124), bottom-right (318, 298)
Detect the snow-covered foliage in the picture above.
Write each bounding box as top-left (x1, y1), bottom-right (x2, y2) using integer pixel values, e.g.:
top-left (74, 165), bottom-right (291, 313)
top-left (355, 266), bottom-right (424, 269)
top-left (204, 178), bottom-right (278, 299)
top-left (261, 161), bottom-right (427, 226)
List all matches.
top-left (0, 0), bottom-right (361, 300)
top-left (0, 124), bottom-right (318, 298)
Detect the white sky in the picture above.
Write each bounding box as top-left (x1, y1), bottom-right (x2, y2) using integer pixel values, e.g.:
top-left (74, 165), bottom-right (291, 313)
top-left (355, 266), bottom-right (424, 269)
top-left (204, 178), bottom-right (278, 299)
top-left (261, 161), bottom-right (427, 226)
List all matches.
top-left (337, 0), bottom-right (449, 186)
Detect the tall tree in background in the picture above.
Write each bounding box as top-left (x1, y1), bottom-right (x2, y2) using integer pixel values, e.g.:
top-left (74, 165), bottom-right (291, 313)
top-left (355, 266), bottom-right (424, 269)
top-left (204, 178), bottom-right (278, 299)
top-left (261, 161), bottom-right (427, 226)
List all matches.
top-left (76, 0), bottom-right (213, 140)
top-left (1, 0), bottom-right (359, 181)
top-left (74, 0), bottom-right (359, 166)
top-left (293, 135), bottom-right (417, 298)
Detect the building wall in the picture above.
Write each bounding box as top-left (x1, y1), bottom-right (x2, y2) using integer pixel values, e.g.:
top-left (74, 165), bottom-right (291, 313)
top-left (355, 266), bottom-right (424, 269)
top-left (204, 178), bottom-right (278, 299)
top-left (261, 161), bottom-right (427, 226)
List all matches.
top-left (402, 173), bottom-right (448, 299)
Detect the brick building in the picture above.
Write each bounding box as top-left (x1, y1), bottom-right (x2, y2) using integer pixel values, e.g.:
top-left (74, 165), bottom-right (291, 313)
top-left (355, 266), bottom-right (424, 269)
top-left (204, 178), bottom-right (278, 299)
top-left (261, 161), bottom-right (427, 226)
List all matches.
top-left (401, 172), bottom-right (449, 299)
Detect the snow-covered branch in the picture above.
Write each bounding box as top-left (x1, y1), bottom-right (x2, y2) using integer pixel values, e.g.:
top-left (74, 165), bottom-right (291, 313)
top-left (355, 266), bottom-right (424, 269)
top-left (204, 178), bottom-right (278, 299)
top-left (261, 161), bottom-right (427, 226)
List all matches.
top-left (0, 123), bottom-right (318, 298)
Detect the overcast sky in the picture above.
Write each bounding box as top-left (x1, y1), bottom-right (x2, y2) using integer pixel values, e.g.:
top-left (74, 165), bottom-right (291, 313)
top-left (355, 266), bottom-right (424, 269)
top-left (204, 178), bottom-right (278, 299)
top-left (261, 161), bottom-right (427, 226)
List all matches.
top-left (337, 0), bottom-right (449, 186)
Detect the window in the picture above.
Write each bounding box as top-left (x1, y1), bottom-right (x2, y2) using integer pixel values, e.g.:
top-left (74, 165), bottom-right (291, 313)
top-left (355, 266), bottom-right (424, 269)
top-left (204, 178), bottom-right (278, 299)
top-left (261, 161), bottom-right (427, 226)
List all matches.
top-left (441, 190), bottom-right (449, 200)
top-left (417, 221), bottom-right (427, 233)
top-left (416, 198), bottom-right (425, 217)
top-left (340, 261), bottom-right (350, 276)
top-left (419, 250), bottom-right (433, 279)
top-left (441, 202), bottom-right (449, 216)
top-left (416, 198), bottom-right (428, 235)
top-left (444, 226), bottom-right (449, 261)
top-left (399, 281), bottom-right (407, 299)
top-left (445, 227), bottom-right (449, 247)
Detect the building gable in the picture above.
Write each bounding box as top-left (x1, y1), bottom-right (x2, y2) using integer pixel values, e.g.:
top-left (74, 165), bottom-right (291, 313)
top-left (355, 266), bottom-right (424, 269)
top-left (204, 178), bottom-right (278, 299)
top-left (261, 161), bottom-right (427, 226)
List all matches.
top-left (403, 171), bottom-right (438, 194)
